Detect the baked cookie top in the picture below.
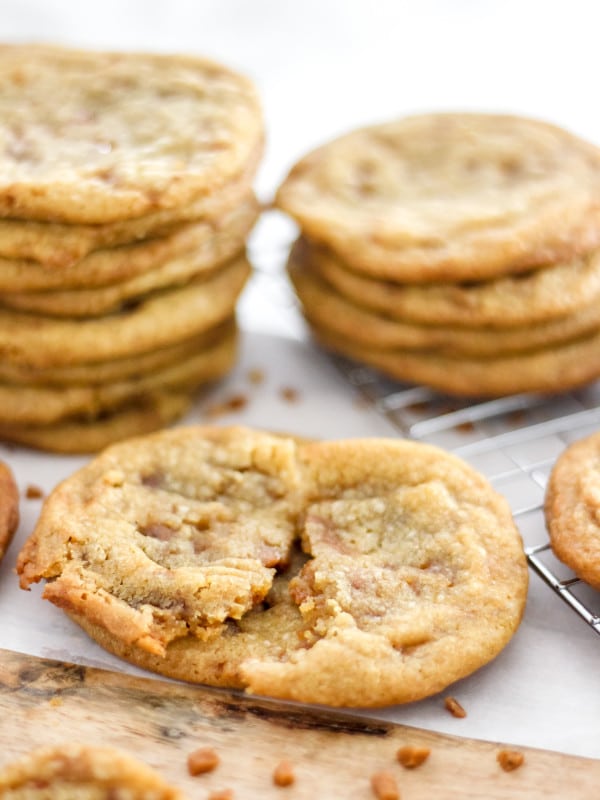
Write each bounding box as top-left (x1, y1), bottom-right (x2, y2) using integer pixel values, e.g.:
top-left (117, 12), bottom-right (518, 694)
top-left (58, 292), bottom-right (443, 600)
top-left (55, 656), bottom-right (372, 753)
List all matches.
top-left (0, 744), bottom-right (186, 798)
top-left (276, 113), bottom-right (600, 282)
top-left (0, 460), bottom-right (18, 563)
top-left (545, 431), bottom-right (600, 589)
top-left (0, 44), bottom-right (263, 223)
top-left (18, 426), bottom-right (528, 707)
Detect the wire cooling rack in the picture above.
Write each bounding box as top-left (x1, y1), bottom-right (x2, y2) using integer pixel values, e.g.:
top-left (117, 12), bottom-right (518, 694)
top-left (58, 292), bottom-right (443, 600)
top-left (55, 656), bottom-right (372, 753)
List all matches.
top-left (246, 217), bottom-right (600, 638)
top-left (331, 355), bottom-right (600, 637)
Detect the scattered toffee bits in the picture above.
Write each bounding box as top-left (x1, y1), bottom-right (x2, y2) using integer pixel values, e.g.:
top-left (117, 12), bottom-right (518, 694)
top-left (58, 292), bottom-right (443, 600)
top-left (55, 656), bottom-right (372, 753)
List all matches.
top-left (444, 696), bottom-right (467, 718)
top-left (396, 745), bottom-right (430, 769)
top-left (247, 367), bottom-right (265, 385)
top-left (25, 484), bottom-right (44, 499)
top-left (204, 393), bottom-right (248, 419)
top-left (208, 790), bottom-right (234, 800)
top-left (497, 749), bottom-right (525, 772)
top-left (187, 747), bottom-right (220, 776)
top-left (370, 770), bottom-right (399, 800)
top-left (273, 759), bottom-right (295, 787)
top-left (280, 386), bottom-right (300, 403)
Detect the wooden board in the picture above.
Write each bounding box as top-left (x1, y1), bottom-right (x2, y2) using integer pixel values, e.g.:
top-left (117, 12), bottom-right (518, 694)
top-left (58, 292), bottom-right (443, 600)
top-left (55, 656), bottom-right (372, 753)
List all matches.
top-left (0, 648), bottom-right (597, 798)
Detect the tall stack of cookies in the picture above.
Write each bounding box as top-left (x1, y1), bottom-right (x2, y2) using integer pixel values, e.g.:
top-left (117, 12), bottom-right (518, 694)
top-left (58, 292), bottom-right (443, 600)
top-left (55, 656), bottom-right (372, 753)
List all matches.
top-left (0, 45), bottom-right (263, 452)
top-left (276, 113), bottom-right (600, 397)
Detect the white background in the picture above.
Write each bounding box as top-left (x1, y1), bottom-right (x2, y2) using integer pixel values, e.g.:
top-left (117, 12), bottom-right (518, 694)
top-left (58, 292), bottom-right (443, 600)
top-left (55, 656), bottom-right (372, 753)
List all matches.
top-left (1, 0), bottom-right (600, 760)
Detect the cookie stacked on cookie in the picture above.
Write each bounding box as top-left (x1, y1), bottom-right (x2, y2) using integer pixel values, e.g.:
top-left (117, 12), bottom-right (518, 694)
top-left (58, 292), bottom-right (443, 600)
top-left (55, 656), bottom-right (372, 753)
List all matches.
top-left (0, 44), bottom-right (263, 452)
top-left (277, 113), bottom-right (600, 397)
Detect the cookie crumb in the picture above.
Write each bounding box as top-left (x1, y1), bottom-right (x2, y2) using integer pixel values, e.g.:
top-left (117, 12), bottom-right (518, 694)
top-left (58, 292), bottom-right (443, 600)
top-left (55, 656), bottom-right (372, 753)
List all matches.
top-left (48, 696), bottom-right (63, 708)
top-left (187, 747), bottom-right (220, 776)
top-left (204, 393), bottom-right (248, 418)
top-left (247, 368), bottom-right (265, 385)
top-left (25, 484), bottom-right (44, 499)
top-left (370, 770), bottom-right (399, 800)
top-left (208, 790), bottom-right (234, 800)
top-left (396, 745), bottom-right (430, 769)
top-left (444, 696), bottom-right (467, 718)
top-left (280, 386), bottom-right (300, 403)
top-left (497, 749), bottom-right (524, 772)
top-left (273, 759), bottom-right (295, 787)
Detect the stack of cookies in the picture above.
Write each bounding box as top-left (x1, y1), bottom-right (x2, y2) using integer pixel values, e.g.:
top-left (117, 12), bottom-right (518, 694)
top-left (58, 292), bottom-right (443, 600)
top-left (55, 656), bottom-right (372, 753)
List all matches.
top-left (277, 113), bottom-right (600, 397)
top-left (0, 44), bottom-right (263, 452)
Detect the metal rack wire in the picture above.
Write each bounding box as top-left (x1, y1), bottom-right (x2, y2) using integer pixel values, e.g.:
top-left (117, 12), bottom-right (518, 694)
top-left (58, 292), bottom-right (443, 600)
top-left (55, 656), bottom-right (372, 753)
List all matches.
top-left (331, 354), bottom-right (600, 637)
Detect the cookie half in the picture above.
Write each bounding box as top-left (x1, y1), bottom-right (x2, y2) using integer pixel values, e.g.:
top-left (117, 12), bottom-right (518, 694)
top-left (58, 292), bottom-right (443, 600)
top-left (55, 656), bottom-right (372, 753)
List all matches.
top-left (545, 431), bottom-right (600, 589)
top-left (18, 426), bottom-right (528, 707)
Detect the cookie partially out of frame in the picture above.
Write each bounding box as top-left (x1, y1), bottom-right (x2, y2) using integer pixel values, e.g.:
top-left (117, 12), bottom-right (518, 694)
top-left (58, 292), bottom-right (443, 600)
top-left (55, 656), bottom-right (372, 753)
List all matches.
top-left (545, 431), bottom-right (600, 589)
top-left (0, 44), bottom-right (263, 223)
top-left (18, 426), bottom-right (528, 707)
top-left (0, 744), bottom-right (186, 799)
top-left (276, 113), bottom-right (600, 282)
top-left (0, 460), bottom-right (18, 563)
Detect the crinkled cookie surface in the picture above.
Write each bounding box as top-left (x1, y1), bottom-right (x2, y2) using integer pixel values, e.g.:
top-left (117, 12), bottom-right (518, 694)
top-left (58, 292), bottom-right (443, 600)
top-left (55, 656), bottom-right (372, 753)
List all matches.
top-left (18, 426), bottom-right (528, 707)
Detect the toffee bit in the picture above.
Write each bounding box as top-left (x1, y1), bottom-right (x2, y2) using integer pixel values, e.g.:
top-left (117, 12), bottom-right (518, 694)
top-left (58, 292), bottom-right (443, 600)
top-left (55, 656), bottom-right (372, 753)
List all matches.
top-left (48, 696), bottom-right (63, 708)
top-left (273, 759), bottom-right (295, 787)
top-left (279, 386), bottom-right (300, 403)
top-left (247, 367), bottom-right (265, 385)
top-left (370, 770), bottom-right (399, 800)
top-left (25, 484), bottom-right (44, 499)
top-left (497, 749), bottom-right (525, 772)
top-left (396, 745), bottom-right (430, 769)
top-left (187, 747), bottom-right (220, 776)
top-left (203, 393), bottom-right (248, 419)
top-left (444, 696), bottom-right (467, 718)
top-left (208, 790), bottom-right (234, 800)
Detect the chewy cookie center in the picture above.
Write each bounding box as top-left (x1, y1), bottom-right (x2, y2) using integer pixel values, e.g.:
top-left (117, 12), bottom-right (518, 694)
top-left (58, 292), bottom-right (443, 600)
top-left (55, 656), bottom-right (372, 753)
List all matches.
top-left (290, 482), bottom-right (488, 650)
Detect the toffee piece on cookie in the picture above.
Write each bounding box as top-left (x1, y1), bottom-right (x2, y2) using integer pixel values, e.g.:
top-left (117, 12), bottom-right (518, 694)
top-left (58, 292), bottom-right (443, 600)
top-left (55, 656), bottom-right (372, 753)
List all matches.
top-left (18, 425), bottom-right (528, 707)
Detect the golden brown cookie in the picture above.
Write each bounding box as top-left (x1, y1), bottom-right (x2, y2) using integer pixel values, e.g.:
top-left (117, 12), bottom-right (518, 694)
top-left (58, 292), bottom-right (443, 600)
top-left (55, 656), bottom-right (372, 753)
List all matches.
top-left (311, 323), bottom-right (600, 398)
top-left (0, 743), bottom-right (187, 798)
top-left (0, 165), bottom-right (256, 269)
top-left (0, 201), bottom-right (257, 318)
top-left (0, 460), bottom-right (18, 563)
top-left (18, 426), bottom-right (528, 707)
top-left (0, 44), bottom-right (263, 223)
top-left (545, 431), bottom-right (600, 589)
top-left (0, 254), bottom-right (249, 368)
top-left (0, 326), bottom-right (237, 425)
top-left (276, 113), bottom-right (600, 282)
top-left (0, 196), bottom-right (258, 295)
top-left (0, 321), bottom-right (234, 386)
top-left (289, 251), bottom-right (600, 357)
top-left (0, 393), bottom-right (193, 454)
top-left (302, 237), bottom-right (600, 329)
